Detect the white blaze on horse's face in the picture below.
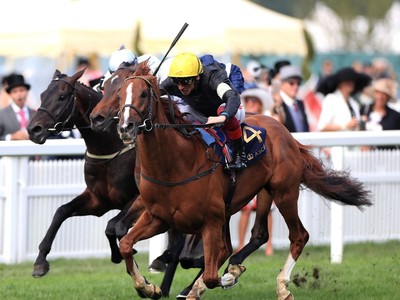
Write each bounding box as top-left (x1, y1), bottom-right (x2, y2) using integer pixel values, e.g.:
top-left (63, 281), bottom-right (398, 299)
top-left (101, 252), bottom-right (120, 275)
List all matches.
top-left (121, 82), bottom-right (134, 129)
top-left (110, 74), bottom-right (119, 85)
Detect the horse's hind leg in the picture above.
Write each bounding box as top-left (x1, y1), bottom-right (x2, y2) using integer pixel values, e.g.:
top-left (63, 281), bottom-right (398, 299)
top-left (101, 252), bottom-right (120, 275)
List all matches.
top-left (223, 189), bottom-right (272, 286)
top-left (274, 188), bottom-right (309, 300)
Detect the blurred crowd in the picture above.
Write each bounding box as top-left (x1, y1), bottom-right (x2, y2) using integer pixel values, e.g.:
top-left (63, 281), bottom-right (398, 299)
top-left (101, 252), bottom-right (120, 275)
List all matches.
top-left (236, 56), bottom-right (400, 255)
top-left (239, 56), bottom-right (400, 135)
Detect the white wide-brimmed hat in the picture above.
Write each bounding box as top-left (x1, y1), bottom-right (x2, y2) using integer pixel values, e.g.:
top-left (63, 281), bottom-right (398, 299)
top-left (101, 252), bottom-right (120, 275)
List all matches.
top-left (372, 78), bottom-right (398, 102)
top-left (241, 88), bottom-right (274, 113)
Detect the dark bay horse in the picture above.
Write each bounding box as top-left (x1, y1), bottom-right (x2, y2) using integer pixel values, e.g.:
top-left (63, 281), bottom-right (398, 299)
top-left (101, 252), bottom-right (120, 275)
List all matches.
top-left (115, 63), bottom-right (372, 300)
top-left (27, 69), bottom-right (144, 277)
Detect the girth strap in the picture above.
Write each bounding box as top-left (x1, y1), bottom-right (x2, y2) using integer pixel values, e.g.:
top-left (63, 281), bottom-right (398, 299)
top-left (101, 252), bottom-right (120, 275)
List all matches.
top-left (224, 170), bottom-right (237, 212)
top-left (141, 163), bottom-right (219, 187)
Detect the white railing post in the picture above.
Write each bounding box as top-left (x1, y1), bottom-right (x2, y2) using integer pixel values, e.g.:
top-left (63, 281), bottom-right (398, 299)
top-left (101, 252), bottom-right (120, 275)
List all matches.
top-left (3, 157), bottom-right (19, 263)
top-left (149, 233), bottom-right (168, 265)
top-left (17, 157), bottom-right (29, 263)
top-left (330, 146), bottom-right (344, 264)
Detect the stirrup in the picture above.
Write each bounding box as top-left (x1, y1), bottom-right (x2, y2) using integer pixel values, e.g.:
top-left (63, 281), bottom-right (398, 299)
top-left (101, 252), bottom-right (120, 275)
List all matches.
top-left (228, 158), bottom-right (247, 170)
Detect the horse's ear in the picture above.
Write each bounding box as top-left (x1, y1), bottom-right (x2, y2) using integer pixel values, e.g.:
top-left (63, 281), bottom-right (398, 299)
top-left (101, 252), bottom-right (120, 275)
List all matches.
top-left (72, 68), bottom-right (87, 81)
top-left (54, 69), bottom-right (62, 79)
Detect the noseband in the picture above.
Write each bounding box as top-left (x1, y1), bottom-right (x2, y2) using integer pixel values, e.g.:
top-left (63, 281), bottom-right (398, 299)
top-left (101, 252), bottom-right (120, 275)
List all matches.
top-left (37, 77), bottom-right (77, 134)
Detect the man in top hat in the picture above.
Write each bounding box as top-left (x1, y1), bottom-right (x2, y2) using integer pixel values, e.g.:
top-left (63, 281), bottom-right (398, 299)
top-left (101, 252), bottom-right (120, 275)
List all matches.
top-left (0, 74), bottom-right (36, 140)
top-left (273, 65), bottom-right (310, 133)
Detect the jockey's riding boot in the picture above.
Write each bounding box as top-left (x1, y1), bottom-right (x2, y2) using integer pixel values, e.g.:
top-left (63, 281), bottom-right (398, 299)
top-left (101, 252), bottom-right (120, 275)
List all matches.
top-left (229, 137), bottom-right (247, 170)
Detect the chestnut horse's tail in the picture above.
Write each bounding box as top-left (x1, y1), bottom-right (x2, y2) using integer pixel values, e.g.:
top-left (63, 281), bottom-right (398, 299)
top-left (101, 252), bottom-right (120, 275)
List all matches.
top-left (298, 142), bottom-right (373, 209)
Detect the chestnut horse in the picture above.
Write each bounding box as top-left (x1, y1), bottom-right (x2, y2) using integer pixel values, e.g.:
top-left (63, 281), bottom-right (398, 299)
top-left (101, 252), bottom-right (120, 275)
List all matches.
top-left (115, 63), bottom-right (372, 300)
top-left (27, 69), bottom-right (144, 277)
top-left (90, 62), bottom-right (271, 297)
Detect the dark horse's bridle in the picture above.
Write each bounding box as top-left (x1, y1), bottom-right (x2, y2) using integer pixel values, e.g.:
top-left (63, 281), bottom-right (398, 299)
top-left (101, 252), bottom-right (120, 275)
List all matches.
top-left (37, 76), bottom-right (79, 134)
top-left (120, 75), bottom-right (219, 187)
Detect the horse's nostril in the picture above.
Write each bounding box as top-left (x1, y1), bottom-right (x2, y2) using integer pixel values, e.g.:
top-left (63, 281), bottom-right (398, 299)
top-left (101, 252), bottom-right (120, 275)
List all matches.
top-left (30, 125), bottom-right (44, 135)
top-left (91, 114), bottom-right (105, 125)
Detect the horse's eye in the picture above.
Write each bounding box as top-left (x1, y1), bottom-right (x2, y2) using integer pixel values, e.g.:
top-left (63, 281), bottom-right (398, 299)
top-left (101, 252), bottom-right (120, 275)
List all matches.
top-left (140, 91), bottom-right (148, 98)
top-left (59, 94), bottom-right (66, 100)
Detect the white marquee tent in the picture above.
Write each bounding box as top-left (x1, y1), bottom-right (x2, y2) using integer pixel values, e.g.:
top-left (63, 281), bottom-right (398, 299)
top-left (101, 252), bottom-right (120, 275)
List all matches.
top-left (0, 0), bottom-right (306, 58)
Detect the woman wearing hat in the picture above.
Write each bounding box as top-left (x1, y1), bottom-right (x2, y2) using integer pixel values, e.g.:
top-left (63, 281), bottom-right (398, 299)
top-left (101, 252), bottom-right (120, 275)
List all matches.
top-left (317, 67), bottom-right (371, 132)
top-left (240, 87), bottom-right (274, 116)
top-left (360, 78), bottom-right (400, 149)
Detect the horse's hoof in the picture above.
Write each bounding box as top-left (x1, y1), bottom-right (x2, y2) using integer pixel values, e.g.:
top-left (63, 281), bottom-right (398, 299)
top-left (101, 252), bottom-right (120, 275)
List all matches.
top-left (278, 292), bottom-right (294, 300)
top-left (284, 293), bottom-right (294, 300)
top-left (135, 277), bottom-right (162, 300)
top-left (111, 254), bottom-right (123, 264)
top-left (176, 286), bottom-right (191, 299)
top-left (32, 263), bottom-right (50, 278)
top-left (148, 259), bottom-right (167, 273)
top-left (221, 278), bottom-right (238, 290)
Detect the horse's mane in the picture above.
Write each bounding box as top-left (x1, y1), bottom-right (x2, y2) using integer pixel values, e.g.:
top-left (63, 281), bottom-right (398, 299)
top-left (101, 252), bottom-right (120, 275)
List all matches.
top-left (131, 61), bottom-right (190, 126)
top-left (160, 96), bottom-right (190, 125)
top-left (133, 61), bottom-right (151, 76)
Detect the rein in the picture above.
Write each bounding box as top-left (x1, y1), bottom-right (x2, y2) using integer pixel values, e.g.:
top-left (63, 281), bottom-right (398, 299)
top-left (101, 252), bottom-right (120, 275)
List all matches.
top-left (121, 77), bottom-right (221, 133)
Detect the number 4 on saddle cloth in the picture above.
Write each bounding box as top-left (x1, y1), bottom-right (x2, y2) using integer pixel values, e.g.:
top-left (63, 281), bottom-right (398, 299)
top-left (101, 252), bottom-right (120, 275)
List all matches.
top-left (198, 123), bottom-right (267, 169)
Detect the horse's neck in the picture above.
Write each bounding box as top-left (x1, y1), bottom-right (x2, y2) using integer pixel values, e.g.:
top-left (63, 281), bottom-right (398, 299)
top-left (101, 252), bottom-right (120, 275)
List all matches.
top-left (137, 108), bottom-right (201, 176)
top-left (74, 86), bottom-right (126, 154)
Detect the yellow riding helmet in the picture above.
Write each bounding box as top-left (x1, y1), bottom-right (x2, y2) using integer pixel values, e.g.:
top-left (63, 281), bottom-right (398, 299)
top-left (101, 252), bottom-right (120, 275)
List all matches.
top-left (168, 52), bottom-right (203, 78)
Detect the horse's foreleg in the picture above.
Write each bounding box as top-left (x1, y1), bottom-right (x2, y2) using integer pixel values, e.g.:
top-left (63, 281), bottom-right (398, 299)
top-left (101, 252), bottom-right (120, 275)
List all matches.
top-left (159, 230), bottom-right (186, 297)
top-left (202, 218), bottom-right (230, 289)
top-left (32, 193), bottom-right (98, 277)
top-left (106, 204), bottom-right (133, 264)
top-left (119, 209), bottom-right (168, 300)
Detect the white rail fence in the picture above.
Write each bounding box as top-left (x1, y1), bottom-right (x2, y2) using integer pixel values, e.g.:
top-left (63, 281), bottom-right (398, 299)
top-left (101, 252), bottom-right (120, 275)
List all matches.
top-left (0, 131), bottom-right (399, 265)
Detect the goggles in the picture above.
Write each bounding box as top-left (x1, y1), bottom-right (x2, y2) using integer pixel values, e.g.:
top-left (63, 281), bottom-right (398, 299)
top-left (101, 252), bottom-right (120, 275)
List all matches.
top-left (172, 77), bottom-right (195, 86)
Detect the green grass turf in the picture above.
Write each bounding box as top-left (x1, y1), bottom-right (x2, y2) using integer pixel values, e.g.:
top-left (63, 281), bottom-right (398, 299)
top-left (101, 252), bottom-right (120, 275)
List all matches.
top-left (1, 241), bottom-right (399, 299)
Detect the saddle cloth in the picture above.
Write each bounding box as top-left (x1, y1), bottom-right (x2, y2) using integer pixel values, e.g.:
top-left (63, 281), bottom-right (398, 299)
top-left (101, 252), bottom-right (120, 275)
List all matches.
top-left (198, 122), bottom-right (267, 167)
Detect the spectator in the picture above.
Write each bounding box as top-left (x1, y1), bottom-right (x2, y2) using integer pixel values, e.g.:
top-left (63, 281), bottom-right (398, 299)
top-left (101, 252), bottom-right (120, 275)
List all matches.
top-left (360, 78), bottom-right (400, 150)
top-left (273, 65), bottom-right (310, 133)
top-left (0, 74), bottom-right (13, 108)
top-left (76, 54), bottom-right (103, 87)
top-left (93, 45), bottom-right (138, 93)
top-left (317, 67), bottom-right (371, 132)
top-left (241, 87), bottom-right (274, 116)
top-left (236, 88), bottom-right (274, 256)
top-left (269, 60), bottom-right (291, 121)
top-left (0, 74), bottom-right (36, 140)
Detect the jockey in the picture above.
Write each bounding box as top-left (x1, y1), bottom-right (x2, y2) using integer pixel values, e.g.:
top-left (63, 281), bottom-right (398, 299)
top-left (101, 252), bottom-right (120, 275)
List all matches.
top-left (93, 45), bottom-right (138, 93)
top-left (160, 52), bottom-right (247, 170)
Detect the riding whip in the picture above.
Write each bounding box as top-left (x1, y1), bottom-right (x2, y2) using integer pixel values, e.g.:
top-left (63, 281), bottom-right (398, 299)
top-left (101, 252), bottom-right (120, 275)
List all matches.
top-left (153, 22), bottom-right (189, 76)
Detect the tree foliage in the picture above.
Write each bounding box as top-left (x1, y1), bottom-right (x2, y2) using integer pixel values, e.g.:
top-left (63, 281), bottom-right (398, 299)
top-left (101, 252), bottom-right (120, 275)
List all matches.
top-left (252, 0), bottom-right (395, 52)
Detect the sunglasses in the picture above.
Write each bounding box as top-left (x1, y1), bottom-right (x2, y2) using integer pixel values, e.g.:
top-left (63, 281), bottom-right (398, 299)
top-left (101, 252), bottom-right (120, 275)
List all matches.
top-left (172, 77), bottom-right (195, 86)
top-left (287, 80), bottom-right (301, 86)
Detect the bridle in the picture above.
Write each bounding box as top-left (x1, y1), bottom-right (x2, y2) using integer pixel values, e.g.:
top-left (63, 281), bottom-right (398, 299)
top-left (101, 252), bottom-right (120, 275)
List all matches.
top-left (37, 77), bottom-right (77, 134)
top-left (120, 75), bottom-right (159, 133)
top-left (37, 77), bottom-right (96, 134)
top-left (120, 75), bottom-right (218, 135)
